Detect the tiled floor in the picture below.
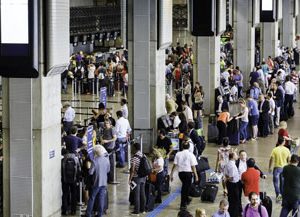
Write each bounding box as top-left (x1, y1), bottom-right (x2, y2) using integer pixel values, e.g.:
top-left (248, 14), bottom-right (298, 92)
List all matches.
top-left (62, 87), bottom-right (300, 217)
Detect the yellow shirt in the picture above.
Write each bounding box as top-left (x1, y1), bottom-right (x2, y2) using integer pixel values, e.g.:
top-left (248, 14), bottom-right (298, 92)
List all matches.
top-left (270, 145), bottom-right (290, 168)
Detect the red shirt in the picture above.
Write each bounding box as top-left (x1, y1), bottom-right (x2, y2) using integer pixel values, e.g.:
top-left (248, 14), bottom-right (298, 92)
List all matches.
top-left (241, 168), bottom-right (260, 196)
top-left (278, 128), bottom-right (289, 146)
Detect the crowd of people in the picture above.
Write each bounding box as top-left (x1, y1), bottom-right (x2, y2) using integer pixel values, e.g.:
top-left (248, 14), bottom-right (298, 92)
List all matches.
top-left (62, 50), bottom-right (129, 97)
top-left (59, 41), bottom-right (300, 217)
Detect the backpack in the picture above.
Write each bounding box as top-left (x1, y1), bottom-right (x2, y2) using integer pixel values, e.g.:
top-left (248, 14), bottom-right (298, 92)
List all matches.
top-left (136, 154), bottom-right (152, 177)
top-left (244, 204), bottom-right (262, 217)
top-left (62, 154), bottom-right (79, 184)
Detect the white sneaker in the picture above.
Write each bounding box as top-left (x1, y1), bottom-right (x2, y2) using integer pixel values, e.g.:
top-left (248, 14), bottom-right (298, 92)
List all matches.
top-left (276, 194), bottom-right (282, 203)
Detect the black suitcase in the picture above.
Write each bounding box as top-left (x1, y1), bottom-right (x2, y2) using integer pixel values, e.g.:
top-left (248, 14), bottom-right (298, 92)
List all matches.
top-left (198, 171), bottom-right (207, 189)
top-left (162, 175), bottom-right (171, 194)
top-left (260, 180), bottom-right (272, 217)
top-left (207, 124), bottom-right (219, 143)
top-left (189, 183), bottom-right (202, 197)
top-left (201, 184), bottom-right (218, 202)
top-left (145, 182), bottom-right (156, 211)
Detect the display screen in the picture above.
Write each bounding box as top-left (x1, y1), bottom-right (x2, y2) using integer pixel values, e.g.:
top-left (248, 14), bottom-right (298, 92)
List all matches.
top-left (1, 0), bottom-right (29, 44)
top-left (262, 0), bottom-right (273, 11)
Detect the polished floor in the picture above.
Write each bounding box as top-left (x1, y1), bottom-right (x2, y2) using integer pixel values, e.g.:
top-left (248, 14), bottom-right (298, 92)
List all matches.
top-left (62, 86), bottom-right (300, 217)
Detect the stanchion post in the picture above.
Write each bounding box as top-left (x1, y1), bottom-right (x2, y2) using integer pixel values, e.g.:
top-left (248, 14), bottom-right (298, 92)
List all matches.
top-left (78, 80), bottom-right (81, 95)
top-left (79, 181), bottom-right (83, 215)
top-left (97, 80), bottom-right (99, 98)
top-left (110, 151), bottom-right (120, 184)
top-left (140, 134), bottom-right (143, 153)
top-left (123, 140), bottom-right (131, 174)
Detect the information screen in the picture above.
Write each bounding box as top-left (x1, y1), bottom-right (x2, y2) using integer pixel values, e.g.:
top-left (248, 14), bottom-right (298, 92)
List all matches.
top-left (1, 0), bottom-right (29, 44)
top-left (262, 0), bottom-right (273, 11)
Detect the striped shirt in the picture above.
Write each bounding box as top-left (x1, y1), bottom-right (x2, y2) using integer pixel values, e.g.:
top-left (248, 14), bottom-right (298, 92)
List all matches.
top-left (130, 151), bottom-right (143, 177)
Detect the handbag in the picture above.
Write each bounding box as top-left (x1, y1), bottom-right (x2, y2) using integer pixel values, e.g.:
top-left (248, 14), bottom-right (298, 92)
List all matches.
top-left (196, 156), bottom-right (210, 172)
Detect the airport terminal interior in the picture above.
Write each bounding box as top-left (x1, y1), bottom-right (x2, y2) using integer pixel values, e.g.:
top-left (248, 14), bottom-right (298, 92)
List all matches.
top-left (1, 0), bottom-right (300, 217)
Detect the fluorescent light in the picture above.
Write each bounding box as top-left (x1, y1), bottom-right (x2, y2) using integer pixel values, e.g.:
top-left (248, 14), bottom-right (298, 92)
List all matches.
top-left (1, 0), bottom-right (29, 44)
top-left (262, 0), bottom-right (273, 11)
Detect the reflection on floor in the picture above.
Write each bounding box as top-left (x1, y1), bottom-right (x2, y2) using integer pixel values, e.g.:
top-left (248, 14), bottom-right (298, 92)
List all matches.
top-left (62, 90), bottom-right (300, 217)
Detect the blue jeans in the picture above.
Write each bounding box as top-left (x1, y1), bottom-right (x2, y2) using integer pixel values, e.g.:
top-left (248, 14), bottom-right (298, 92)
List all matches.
top-left (116, 137), bottom-right (127, 167)
top-left (239, 121), bottom-right (248, 141)
top-left (273, 167), bottom-right (283, 196)
top-left (163, 158), bottom-right (169, 175)
top-left (279, 199), bottom-right (299, 217)
top-left (132, 177), bottom-right (146, 213)
top-left (86, 186), bottom-right (107, 217)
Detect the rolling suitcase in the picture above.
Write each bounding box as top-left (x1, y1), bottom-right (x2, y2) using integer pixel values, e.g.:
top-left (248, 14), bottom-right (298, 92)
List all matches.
top-left (162, 175), bottom-right (171, 194)
top-left (145, 182), bottom-right (156, 211)
top-left (260, 180), bottom-right (272, 217)
top-left (189, 183), bottom-right (202, 197)
top-left (201, 183), bottom-right (218, 202)
top-left (207, 124), bottom-right (219, 143)
top-left (227, 118), bottom-right (240, 145)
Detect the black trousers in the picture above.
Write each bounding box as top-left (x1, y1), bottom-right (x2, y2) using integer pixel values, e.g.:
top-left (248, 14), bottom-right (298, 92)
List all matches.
top-left (226, 181), bottom-right (241, 217)
top-left (217, 121), bottom-right (227, 145)
top-left (258, 114), bottom-right (269, 137)
top-left (62, 182), bottom-right (77, 213)
top-left (284, 94), bottom-right (294, 118)
top-left (179, 172), bottom-right (192, 208)
top-left (155, 171), bottom-right (164, 202)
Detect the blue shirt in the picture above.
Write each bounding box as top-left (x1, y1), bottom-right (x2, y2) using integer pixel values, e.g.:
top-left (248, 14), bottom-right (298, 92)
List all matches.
top-left (212, 210), bottom-right (230, 217)
top-left (89, 155), bottom-right (110, 187)
top-left (63, 135), bottom-right (83, 154)
top-left (247, 99), bottom-right (259, 116)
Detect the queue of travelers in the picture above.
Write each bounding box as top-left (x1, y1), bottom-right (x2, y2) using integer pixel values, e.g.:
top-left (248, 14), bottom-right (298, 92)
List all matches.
top-left (59, 42), bottom-right (300, 217)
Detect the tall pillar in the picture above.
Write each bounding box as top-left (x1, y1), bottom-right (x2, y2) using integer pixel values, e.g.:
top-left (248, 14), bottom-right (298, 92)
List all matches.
top-left (296, 0), bottom-right (300, 48)
top-left (128, 0), bottom-right (166, 152)
top-left (121, 0), bottom-right (127, 48)
top-left (262, 22), bottom-right (279, 59)
top-left (2, 0), bottom-right (69, 216)
top-left (282, 0), bottom-right (296, 48)
top-left (233, 0), bottom-right (255, 85)
top-left (197, 36), bottom-right (220, 114)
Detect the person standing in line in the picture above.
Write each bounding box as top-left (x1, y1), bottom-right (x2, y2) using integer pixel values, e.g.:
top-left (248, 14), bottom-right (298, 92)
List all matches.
top-left (156, 128), bottom-right (173, 175)
top-left (243, 192), bottom-right (269, 217)
top-left (258, 94), bottom-right (270, 137)
top-left (170, 141), bottom-right (198, 210)
top-left (212, 199), bottom-right (230, 217)
top-left (120, 98), bottom-right (128, 119)
top-left (268, 136), bottom-right (290, 203)
top-left (279, 154), bottom-right (300, 217)
top-left (86, 145), bottom-right (110, 217)
top-left (284, 76), bottom-right (297, 118)
top-left (63, 102), bottom-right (75, 134)
top-left (235, 99), bottom-right (249, 143)
top-left (128, 143), bottom-right (146, 215)
top-left (247, 93), bottom-right (259, 140)
top-left (224, 152), bottom-right (241, 217)
top-left (115, 110), bottom-right (132, 167)
top-left (217, 108), bottom-right (231, 145)
top-left (266, 92), bottom-right (275, 134)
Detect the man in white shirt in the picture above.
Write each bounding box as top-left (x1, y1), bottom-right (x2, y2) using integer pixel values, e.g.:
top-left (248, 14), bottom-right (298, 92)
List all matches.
top-left (284, 76), bottom-right (297, 118)
top-left (224, 152), bottom-right (241, 217)
top-left (170, 141), bottom-right (198, 210)
top-left (87, 63), bottom-right (96, 94)
top-left (267, 92), bottom-right (276, 134)
top-left (63, 102), bottom-right (75, 134)
top-left (120, 98), bottom-right (128, 119)
top-left (182, 101), bottom-right (193, 122)
top-left (115, 110), bottom-right (132, 167)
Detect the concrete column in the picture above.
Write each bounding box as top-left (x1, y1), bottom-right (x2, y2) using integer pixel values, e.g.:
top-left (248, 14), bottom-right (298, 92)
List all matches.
top-left (3, 0), bottom-right (68, 216)
top-left (296, 0), bottom-right (300, 48)
top-left (282, 0), bottom-right (296, 48)
top-left (233, 0), bottom-right (255, 86)
top-left (128, 0), bottom-right (166, 152)
top-left (262, 22), bottom-right (279, 59)
top-left (121, 0), bottom-right (127, 48)
top-left (197, 36), bottom-right (221, 114)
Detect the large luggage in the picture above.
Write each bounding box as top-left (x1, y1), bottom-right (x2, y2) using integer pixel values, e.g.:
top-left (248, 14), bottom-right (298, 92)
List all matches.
top-left (145, 182), bottom-right (156, 212)
top-left (227, 118), bottom-right (240, 145)
top-left (189, 183), bottom-right (202, 197)
top-left (260, 180), bottom-right (272, 217)
top-left (198, 171), bottom-right (207, 188)
top-left (207, 124), bottom-right (219, 143)
top-left (162, 175), bottom-right (171, 194)
top-left (201, 184), bottom-right (218, 202)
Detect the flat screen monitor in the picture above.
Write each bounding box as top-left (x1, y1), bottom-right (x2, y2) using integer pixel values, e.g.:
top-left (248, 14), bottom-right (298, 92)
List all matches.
top-left (0, 0), bottom-right (38, 77)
